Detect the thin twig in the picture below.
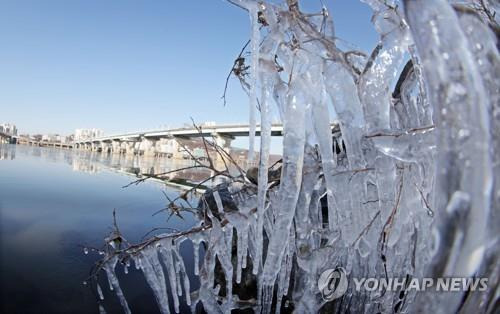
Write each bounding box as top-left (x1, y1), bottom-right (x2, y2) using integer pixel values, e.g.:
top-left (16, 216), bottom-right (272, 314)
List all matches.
top-left (121, 165), bottom-right (207, 188)
top-left (141, 227), bottom-right (180, 241)
top-left (379, 171), bottom-right (404, 253)
top-left (365, 125), bottom-right (435, 139)
top-left (222, 39), bottom-right (251, 106)
top-left (414, 183), bottom-right (434, 217)
top-left (351, 210), bottom-right (381, 246)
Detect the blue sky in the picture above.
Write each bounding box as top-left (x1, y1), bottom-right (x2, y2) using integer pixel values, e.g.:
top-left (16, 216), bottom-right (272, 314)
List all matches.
top-left (0, 0), bottom-right (377, 139)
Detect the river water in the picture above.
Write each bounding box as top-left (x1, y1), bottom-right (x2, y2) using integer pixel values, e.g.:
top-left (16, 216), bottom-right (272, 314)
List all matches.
top-left (0, 144), bottom-right (202, 313)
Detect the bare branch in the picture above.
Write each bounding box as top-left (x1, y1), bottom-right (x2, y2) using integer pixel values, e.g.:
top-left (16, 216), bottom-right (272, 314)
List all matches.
top-left (222, 39), bottom-right (251, 106)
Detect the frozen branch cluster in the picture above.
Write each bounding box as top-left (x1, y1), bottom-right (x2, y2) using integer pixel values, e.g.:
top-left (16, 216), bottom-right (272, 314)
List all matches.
top-left (91, 0), bottom-right (499, 313)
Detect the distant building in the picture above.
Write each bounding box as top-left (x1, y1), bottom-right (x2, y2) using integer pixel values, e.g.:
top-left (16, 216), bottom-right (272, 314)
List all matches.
top-left (74, 129), bottom-right (103, 141)
top-left (64, 134), bottom-right (75, 143)
top-left (42, 134), bottom-right (60, 142)
top-left (31, 134), bottom-right (43, 141)
top-left (0, 123), bottom-right (18, 136)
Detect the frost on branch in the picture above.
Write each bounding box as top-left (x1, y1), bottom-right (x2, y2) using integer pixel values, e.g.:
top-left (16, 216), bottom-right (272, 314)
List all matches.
top-left (88, 0), bottom-right (499, 313)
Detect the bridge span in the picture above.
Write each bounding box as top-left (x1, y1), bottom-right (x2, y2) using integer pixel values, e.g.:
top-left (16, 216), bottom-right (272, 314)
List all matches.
top-left (72, 124), bottom-right (286, 157)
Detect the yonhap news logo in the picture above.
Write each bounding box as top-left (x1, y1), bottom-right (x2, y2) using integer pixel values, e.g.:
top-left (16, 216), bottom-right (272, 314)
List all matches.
top-left (318, 268), bottom-right (489, 301)
top-left (317, 267), bottom-right (348, 301)
top-left (351, 277), bottom-right (489, 292)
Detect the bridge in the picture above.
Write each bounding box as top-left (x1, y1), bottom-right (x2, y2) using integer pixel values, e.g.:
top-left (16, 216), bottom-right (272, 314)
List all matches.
top-left (16, 137), bottom-right (74, 148)
top-left (72, 124), bottom-right (286, 157)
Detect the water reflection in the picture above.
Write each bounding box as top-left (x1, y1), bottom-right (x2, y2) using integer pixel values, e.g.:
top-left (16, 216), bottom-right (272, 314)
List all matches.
top-left (7, 144), bottom-right (231, 188)
top-left (0, 144), bottom-right (201, 314)
top-left (0, 145), bottom-right (15, 160)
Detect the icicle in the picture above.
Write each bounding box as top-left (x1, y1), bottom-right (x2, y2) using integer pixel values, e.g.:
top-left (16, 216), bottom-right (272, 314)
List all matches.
top-left (405, 0), bottom-right (492, 277)
top-left (175, 261), bottom-right (182, 297)
top-left (262, 284), bottom-right (274, 314)
top-left (405, 0), bottom-right (493, 311)
top-left (294, 143), bottom-right (320, 243)
top-left (103, 257), bottom-right (131, 314)
top-left (172, 245), bottom-right (191, 306)
top-left (98, 304), bottom-right (107, 314)
top-left (196, 241), bottom-right (221, 313)
top-left (134, 256), bottom-right (141, 270)
top-left (139, 246), bottom-right (170, 314)
top-left (97, 283), bottom-right (104, 300)
top-left (158, 240), bottom-right (179, 313)
top-left (310, 74), bottom-right (343, 234)
top-left (275, 228), bottom-right (295, 313)
top-left (193, 240), bottom-right (200, 276)
top-left (247, 4), bottom-right (260, 164)
top-left (456, 1), bottom-right (500, 252)
top-left (359, 1), bottom-right (411, 132)
top-left (254, 77), bottom-right (273, 276)
top-left (213, 190), bottom-right (224, 214)
top-left (226, 211), bottom-right (250, 283)
top-left (262, 73), bottom-right (307, 287)
top-left (236, 227), bottom-right (248, 283)
top-left (324, 62), bottom-right (366, 168)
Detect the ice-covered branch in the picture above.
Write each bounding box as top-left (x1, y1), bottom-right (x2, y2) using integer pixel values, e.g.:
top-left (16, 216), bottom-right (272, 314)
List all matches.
top-left (88, 1), bottom-right (499, 313)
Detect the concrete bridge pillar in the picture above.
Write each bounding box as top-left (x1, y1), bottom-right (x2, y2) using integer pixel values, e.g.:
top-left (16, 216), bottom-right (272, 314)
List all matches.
top-left (120, 141), bottom-right (127, 154)
top-left (156, 138), bottom-right (178, 158)
top-left (111, 140), bottom-right (121, 154)
top-left (139, 137), bottom-right (157, 157)
top-left (212, 133), bottom-right (234, 149)
top-left (124, 141), bottom-right (136, 155)
top-left (91, 142), bottom-right (100, 152)
top-left (168, 137), bottom-right (187, 159)
top-left (100, 142), bottom-right (111, 153)
top-left (154, 139), bottom-right (163, 156)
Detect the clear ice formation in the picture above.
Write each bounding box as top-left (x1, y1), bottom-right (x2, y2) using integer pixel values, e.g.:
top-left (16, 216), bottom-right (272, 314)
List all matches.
top-left (95, 0), bottom-right (499, 313)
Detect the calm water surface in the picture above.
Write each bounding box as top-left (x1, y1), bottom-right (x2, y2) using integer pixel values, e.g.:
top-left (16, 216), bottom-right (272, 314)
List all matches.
top-left (0, 144), bottom-right (200, 314)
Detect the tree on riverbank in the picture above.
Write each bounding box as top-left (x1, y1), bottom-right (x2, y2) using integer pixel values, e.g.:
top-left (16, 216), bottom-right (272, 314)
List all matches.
top-left (88, 1), bottom-right (499, 313)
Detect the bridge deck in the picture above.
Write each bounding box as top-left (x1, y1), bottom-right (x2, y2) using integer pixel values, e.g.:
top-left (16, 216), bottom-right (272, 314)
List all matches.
top-left (74, 124), bottom-right (286, 144)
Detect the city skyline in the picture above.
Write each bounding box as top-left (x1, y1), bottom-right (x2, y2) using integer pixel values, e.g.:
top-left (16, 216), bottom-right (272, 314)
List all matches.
top-left (0, 0), bottom-right (377, 137)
